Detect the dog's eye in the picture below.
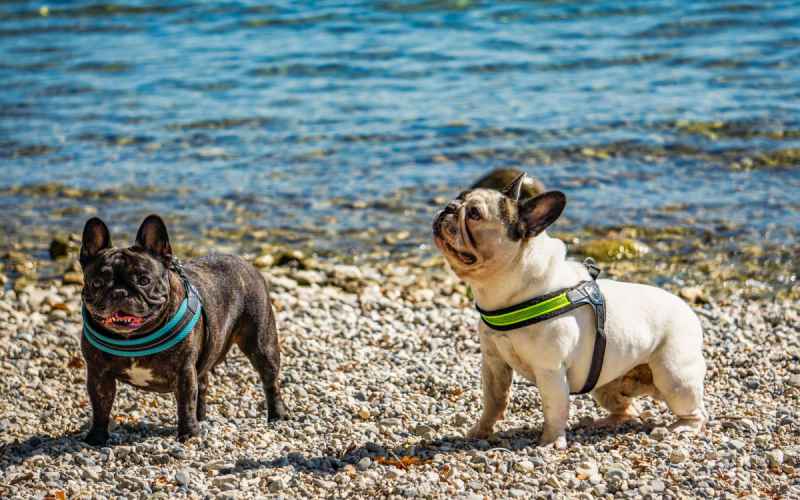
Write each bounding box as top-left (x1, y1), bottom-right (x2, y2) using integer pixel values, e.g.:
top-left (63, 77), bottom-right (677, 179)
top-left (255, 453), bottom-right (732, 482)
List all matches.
top-left (91, 279), bottom-right (104, 289)
top-left (136, 275), bottom-right (151, 286)
top-left (467, 206), bottom-right (482, 221)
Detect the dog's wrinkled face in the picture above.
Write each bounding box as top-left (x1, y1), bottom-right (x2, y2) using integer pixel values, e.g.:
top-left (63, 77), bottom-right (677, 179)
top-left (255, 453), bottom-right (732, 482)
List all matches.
top-left (80, 215), bottom-right (174, 335)
top-left (432, 173), bottom-right (566, 280)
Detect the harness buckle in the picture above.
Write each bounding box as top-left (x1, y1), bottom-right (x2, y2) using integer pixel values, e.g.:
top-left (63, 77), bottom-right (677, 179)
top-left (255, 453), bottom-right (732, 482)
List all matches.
top-left (583, 257), bottom-right (601, 280)
top-left (170, 257), bottom-right (189, 280)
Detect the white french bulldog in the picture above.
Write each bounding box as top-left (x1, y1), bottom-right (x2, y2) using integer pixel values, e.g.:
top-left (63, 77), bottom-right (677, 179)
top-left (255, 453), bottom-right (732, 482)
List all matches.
top-left (432, 174), bottom-right (707, 449)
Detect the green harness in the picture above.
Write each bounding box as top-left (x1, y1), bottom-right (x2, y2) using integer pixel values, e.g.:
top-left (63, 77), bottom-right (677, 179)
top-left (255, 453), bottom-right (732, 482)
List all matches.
top-left (476, 259), bottom-right (607, 395)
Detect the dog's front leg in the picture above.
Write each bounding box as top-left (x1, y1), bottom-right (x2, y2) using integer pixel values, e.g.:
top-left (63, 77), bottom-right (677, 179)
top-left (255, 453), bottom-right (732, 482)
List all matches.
top-left (175, 364), bottom-right (200, 441)
top-left (535, 366), bottom-right (569, 449)
top-left (468, 338), bottom-right (513, 440)
top-left (85, 363), bottom-right (116, 445)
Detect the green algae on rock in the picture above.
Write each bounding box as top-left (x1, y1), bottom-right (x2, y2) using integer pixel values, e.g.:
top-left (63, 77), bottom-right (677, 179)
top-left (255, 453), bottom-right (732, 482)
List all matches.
top-left (576, 238), bottom-right (651, 262)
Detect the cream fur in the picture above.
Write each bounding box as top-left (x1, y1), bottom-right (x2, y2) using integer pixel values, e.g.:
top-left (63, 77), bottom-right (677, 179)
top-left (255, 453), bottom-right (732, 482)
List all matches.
top-left (433, 186), bottom-right (707, 448)
top-left (467, 232), bottom-right (707, 448)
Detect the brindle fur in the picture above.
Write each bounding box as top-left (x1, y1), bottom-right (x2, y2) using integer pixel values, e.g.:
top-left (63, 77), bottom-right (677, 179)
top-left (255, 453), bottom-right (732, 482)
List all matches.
top-left (80, 215), bottom-right (288, 445)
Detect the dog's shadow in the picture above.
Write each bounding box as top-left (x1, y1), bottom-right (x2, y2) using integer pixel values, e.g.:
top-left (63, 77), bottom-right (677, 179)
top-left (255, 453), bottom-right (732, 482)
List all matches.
top-left (0, 423), bottom-right (175, 473)
top-left (2, 421), bottom-right (656, 477)
top-left (235, 420), bottom-right (656, 477)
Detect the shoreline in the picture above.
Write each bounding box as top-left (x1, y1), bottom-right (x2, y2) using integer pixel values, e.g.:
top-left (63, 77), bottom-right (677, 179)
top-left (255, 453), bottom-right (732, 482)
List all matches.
top-left (2, 216), bottom-right (797, 304)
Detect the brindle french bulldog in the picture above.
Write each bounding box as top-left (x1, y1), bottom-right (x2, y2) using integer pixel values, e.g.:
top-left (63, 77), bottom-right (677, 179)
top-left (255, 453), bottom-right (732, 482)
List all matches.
top-left (79, 215), bottom-right (288, 444)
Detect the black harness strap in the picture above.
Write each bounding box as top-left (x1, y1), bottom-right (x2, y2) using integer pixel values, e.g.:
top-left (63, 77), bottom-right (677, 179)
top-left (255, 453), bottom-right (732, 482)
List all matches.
top-left (567, 262), bottom-right (606, 394)
top-left (477, 258), bottom-right (607, 395)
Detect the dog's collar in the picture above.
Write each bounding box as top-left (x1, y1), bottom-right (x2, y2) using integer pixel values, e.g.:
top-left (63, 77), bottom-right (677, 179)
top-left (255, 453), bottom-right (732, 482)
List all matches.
top-left (82, 265), bottom-right (203, 358)
top-left (475, 258), bottom-right (606, 394)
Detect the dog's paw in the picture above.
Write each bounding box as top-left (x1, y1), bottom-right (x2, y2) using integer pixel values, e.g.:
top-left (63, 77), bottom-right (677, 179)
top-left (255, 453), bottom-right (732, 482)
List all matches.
top-left (539, 432), bottom-right (567, 450)
top-left (84, 428), bottom-right (110, 446)
top-left (590, 413), bottom-right (639, 429)
top-left (669, 417), bottom-right (705, 434)
top-left (466, 423), bottom-right (491, 440)
top-left (268, 402), bottom-right (289, 422)
top-left (177, 425), bottom-right (200, 442)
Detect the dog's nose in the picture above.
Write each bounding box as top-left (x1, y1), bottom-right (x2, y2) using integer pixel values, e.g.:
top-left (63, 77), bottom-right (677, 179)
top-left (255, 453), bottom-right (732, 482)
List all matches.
top-left (110, 288), bottom-right (127, 301)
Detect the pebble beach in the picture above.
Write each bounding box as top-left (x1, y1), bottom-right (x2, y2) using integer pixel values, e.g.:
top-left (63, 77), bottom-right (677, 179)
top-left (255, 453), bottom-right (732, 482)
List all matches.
top-left (2, 0), bottom-right (799, 498)
top-left (1, 249), bottom-right (798, 499)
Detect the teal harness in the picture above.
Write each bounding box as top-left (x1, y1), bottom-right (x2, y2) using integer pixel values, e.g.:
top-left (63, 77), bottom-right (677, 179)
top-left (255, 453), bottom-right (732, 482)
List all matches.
top-left (476, 259), bottom-right (607, 394)
top-left (82, 272), bottom-right (203, 358)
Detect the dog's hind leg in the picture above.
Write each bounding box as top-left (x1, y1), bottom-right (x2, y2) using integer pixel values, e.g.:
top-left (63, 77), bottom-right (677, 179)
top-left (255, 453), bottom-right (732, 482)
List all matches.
top-left (649, 334), bottom-right (707, 433)
top-left (197, 372), bottom-right (208, 422)
top-left (591, 381), bottom-right (640, 428)
top-left (590, 364), bottom-right (659, 428)
top-left (237, 312), bottom-right (289, 422)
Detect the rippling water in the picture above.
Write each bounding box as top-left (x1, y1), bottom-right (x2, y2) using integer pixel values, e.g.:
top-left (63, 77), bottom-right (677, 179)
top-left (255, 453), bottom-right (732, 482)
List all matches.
top-left (1, 1), bottom-right (798, 253)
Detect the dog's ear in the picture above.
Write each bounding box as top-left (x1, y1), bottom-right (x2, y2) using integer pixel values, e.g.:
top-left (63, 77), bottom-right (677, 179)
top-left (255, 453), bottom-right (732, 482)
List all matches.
top-left (518, 191), bottom-right (566, 237)
top-left (135, 214), bottom-right (172, 261)
top-left (80, 217), bottom-right (111, 267)
top-left (501, 173), bottom-right (526, 201)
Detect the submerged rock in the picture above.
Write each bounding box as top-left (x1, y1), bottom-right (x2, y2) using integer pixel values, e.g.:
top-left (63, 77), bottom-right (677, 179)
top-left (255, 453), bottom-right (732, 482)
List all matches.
top-left (576, 238), bottom-right (650, 262)
top-left (49, 234), bottom-right (79, 259)
top-left (471, 168), bottom-right (545, 198)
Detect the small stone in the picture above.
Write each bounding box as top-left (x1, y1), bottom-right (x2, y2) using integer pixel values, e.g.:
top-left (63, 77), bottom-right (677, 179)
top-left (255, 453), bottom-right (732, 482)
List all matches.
top-left (650, 479), bottom-right (666, 493)
top-left (412, 424), bottom-right (435, 439)
top-left (380, 417), bottom-right (402, 427)
top-left (514, 460), bottom-right (535, 473)
top-left (605, 465), bottom-right (628, 481)
top-left (204, 459), bottom-right (234, 471)
top-left (508, 489), bottom-right (527, 498)
top-left (63, 272), bottom-right (84, 285)
top-left (670, 448), bottom-right (689, 464)
top-left (175, 470), bottom-right (191, 486)
top-left (679, 286), bottom-right (706, 304)
top-left (357, 457), bottom-right (372, 471)
top-left (755, 434), bottom-right (772, 448)
top-left (385, 468), bottom-right (404, 479)
top-left (650, 426), bottom-right (669, 441)
top-left (766, 449), bottom-right (784, 468)
top-left (576, 460), bottom-right (599, 480)
top-left (212, 474), bottom-right (238, 490)
top-left (82, 467), bottom-right (101, 481)
top-left (42, 471), bottom-right (61, 482)
top-left (253, 254), bottom-right (275, 268)
top-left (268, 478), bottom-right (285, 492)
top-left (74, 454), bottom-right (95, 467)
top-left (788, 374), bottom-right (800, 388)
top-left (357, 407), bottom-right (371, 420)
top-left (49, 235), bottom-right (77, 259)
top-left (333, 264), bottom-right (362, 280)
top-left (453, 413), bottom-right (470, 426)
top-left (729, 439), bottom-right (746, 451)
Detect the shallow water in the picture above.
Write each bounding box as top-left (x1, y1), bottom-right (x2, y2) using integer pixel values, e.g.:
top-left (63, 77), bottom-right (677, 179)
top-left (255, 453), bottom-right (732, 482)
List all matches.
top-left (1, 0), bottom-right (798, 253)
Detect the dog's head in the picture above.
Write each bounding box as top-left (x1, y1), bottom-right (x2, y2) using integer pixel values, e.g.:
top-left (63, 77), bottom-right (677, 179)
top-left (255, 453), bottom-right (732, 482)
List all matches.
top-left (432, 173), bottom-right (565, 280)
top-left (80, 215), bottom-right (175, 335)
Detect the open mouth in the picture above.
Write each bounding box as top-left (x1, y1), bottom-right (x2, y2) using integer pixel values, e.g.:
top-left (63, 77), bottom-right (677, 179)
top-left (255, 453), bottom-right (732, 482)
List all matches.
top-left (443, 239), bottom-right (477, 265)
top-left (102, 311), bottom-right (146, 330)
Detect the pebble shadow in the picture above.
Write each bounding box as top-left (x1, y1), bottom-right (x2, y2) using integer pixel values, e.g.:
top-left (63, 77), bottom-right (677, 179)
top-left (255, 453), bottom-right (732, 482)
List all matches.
top-left (234, 422), bottom-right (656, 477)
top-left (0, 423), bottom-right (175, 472)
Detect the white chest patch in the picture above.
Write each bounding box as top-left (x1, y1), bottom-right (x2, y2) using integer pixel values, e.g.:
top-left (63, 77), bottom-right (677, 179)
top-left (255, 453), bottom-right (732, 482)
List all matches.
top-left (125, 362), bottom-right (155, 387)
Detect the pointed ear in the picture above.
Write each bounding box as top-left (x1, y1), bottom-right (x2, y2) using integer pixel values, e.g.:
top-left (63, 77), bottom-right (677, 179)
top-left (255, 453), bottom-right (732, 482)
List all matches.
top-left (518, 191), bottom-right (566, 237)
top-left (501, 173), bottom-right (526, 201)
top-left (135, 214), bottom-right (172, 261)
top-left (80, 217), bottom-right (111, 267)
